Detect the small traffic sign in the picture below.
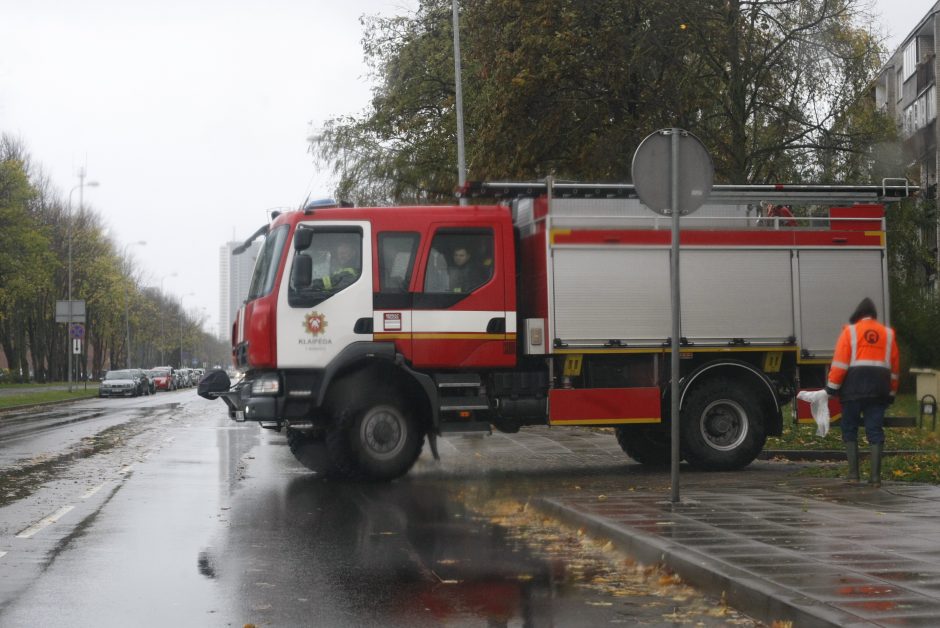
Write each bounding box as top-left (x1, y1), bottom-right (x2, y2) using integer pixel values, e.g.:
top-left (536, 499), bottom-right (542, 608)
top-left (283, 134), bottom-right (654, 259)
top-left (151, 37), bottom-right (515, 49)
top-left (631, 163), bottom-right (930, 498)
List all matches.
top-left (69, 323), bottom-right (85, 339)
top-left (73, 338), bottom-right (82, 355)
top-left (632, 128), bottom-right (713, 216)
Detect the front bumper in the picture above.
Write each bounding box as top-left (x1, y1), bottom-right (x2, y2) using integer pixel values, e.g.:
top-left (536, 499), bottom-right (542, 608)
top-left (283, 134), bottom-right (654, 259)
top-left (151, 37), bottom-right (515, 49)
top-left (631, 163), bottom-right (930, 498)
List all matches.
top-left (217, 369), bottom-right (324, 424)
top-left (100, 388), bottom-right (135, 397)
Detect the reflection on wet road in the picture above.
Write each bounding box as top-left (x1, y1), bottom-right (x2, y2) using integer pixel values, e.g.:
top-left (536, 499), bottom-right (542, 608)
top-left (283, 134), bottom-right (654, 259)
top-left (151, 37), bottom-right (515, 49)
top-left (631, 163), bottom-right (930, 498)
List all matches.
top-left (0, 395), bottom-right (757, 626)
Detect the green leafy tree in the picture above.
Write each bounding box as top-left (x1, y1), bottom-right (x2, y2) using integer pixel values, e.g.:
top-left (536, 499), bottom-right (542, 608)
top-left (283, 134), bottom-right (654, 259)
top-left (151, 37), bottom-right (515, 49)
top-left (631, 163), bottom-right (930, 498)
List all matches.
top-left (0, 136), bottom-right (51, 380)
top-left (312, 0), bottom-right (890, 203)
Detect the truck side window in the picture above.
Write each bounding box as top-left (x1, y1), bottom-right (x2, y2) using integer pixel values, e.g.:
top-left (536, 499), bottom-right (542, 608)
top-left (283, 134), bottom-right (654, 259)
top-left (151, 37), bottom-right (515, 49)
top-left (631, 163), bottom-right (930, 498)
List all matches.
top-left (288, 228), bottom-right (362, 308)
top-left (378, 232), bottom-right (419, 293)
top-left (423, 229), bottom-right (494, 294)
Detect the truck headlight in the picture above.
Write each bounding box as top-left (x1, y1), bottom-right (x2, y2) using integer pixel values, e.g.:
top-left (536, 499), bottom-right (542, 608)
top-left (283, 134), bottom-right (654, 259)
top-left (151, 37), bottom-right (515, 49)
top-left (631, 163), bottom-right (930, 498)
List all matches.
top-left (251, 373), bottom-right (281, 396)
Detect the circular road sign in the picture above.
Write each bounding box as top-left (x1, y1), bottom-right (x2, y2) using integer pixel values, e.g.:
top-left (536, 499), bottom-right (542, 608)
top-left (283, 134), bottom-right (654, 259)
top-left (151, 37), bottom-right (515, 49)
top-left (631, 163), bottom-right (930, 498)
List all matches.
top-left (631, 128), bottom-right (714, 216)
top-left (69, 323), bottom-right (85, 339)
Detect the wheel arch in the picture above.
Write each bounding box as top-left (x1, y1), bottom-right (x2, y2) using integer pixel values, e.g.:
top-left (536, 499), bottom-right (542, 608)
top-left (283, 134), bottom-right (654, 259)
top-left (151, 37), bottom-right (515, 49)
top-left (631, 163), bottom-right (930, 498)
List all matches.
top-left (319, 343), bottom-right (437, 433)
top-left (679, 360), bottom-right (782, 436)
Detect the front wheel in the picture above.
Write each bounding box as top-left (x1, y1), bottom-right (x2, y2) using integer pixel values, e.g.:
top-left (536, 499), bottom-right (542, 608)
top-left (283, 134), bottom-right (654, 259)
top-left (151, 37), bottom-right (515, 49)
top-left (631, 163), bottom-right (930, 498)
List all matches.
top-left (680, 378), bottom-right (766, 471)
top-left (347, 392), bottom-right (423, 481)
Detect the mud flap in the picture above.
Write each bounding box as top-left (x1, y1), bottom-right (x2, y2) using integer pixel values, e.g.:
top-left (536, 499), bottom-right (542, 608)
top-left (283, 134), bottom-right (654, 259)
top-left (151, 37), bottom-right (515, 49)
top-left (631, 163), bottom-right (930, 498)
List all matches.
top-left (427, 431), bottom-right (440, 461)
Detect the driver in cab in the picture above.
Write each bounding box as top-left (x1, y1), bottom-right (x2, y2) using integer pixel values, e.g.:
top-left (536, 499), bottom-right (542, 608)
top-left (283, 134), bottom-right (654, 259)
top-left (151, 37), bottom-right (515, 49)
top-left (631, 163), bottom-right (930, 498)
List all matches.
top-left (314, 240), bottom-right (360, 291)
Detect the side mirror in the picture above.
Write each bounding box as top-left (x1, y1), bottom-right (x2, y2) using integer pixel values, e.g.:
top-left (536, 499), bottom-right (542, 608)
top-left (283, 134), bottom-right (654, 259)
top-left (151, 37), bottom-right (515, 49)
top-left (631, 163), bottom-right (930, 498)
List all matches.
top-left (294, 227), bottom-right (314, 251)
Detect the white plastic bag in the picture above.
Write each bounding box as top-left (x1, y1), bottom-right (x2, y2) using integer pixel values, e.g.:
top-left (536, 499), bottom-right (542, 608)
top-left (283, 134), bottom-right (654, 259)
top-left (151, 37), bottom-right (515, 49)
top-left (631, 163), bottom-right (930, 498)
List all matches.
top-left (797, 389), bottom-right (830, 437)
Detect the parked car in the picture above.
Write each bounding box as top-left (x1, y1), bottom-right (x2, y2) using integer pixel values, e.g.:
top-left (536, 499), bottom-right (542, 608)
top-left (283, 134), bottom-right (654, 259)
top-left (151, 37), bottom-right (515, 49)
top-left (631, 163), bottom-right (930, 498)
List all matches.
top-left (178, 368), bottom-right (193, 388)
top-left (141, 369), bottom-right (156, 394)
top-left (99, 369), bottom-right (148, 397)
top-left (150, 367), bottom-right (176, 392)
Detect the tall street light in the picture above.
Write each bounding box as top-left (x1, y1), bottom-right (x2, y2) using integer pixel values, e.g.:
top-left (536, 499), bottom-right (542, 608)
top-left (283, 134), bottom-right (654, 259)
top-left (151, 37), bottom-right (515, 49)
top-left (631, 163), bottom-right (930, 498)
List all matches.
top-left (67, 170), bottom-right (99, 391)
top-left (452, 0), bottom-right (467, 206)
top-left (123, 240), bottom-right (147, 368)
top-left (179, 292), bottom-right (195, 368)
top-left (157, 272), bottom-right (177, 365)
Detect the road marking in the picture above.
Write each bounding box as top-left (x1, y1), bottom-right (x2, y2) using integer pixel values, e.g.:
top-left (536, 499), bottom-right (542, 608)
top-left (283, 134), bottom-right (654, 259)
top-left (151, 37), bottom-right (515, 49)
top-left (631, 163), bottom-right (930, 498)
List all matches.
top-left (81, 483), bottom-right (107, 499)
top-left (119, 465), bottom-right (134, 474)
top-left (164, 436), bottom-right (175, 443)
top-left (0, 551), bottom-right (7, 560)
top-left (16, 505), bottom-right (75, 539)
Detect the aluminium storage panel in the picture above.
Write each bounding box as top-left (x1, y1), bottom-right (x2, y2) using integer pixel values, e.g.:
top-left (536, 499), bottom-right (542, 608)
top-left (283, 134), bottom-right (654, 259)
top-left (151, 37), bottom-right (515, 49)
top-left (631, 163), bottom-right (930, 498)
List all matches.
top-left (549, 198), bottom-right (757, 230)
top-left (796, 250), bottom-right (885, 356)
top-left (552, 248), bottom-right (671, 343)
top-left (680, 250), bottom-right (794, 342)
top-left (552, 247), bottom-right (794, 345)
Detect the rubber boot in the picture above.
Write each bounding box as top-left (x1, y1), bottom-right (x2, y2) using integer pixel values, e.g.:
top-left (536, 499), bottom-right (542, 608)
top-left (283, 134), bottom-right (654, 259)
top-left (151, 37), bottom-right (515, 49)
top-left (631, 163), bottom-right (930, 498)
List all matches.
top-left (845, 441), bottom-right (860, 483)
top-left (869, 442), bottom-right (883, 488)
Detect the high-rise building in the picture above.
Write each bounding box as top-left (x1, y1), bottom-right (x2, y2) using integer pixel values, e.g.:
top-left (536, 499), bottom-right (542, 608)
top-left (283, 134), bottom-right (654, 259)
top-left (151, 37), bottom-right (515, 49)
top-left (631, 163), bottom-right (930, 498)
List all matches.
top-left (218, 240), bottom-right (261, 340)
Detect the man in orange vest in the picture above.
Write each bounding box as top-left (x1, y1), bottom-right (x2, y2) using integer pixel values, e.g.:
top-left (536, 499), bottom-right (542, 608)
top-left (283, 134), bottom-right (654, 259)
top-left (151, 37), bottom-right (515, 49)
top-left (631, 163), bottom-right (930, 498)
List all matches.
top-left (825, 297), bottom-right (900, 487)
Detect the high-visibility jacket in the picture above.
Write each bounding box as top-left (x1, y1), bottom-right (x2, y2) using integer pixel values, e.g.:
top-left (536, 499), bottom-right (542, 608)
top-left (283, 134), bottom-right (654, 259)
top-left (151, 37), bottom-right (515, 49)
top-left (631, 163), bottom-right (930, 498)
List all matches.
top-left (321, 266), bottom-right (357, 290)
top-left (826, 317), bottom-right (899, 402)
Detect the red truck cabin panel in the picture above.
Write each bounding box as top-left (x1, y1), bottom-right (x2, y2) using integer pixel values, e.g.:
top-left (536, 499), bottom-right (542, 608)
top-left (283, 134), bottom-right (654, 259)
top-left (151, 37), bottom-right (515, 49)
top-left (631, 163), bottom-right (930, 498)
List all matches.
top-left (549, 387), bottom-right (661, 425)
top-left (365, 205), bottom-right (517, 370)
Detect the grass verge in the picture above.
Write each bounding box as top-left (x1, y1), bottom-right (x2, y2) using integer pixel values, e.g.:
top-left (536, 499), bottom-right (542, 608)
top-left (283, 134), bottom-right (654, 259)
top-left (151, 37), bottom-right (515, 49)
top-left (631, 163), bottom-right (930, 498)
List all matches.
top-left (769, 393), bottom-right (940, 483)
top-left (0, 384), bottom-right (100, 410)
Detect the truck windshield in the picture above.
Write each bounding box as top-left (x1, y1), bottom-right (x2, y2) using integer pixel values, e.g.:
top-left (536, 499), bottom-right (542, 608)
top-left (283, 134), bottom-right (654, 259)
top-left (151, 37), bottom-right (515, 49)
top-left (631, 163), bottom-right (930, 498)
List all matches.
top-left (247, 225), bottom-right (289, 301)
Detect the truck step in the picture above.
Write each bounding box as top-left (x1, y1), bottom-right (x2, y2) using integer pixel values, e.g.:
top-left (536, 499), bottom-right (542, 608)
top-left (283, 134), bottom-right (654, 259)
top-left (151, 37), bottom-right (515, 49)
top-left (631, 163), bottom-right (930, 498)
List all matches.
top-left (440, 396), bottom-right (490, 412)
top-left (434, 373), bottom-right (483, 389)
top-left (439, 421), bottom-right (492, 434)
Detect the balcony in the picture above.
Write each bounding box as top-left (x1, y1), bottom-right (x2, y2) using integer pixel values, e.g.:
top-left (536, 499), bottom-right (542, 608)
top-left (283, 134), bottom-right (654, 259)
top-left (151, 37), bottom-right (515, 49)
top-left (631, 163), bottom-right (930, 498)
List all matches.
top-left (901, 85), bottom-right (937, 139)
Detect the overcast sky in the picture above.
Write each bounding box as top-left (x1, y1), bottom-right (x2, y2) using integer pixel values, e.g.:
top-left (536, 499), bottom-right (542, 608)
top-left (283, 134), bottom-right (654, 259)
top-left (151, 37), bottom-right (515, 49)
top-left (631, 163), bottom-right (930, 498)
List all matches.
top-left (0, 0), bottom-right (933, 339)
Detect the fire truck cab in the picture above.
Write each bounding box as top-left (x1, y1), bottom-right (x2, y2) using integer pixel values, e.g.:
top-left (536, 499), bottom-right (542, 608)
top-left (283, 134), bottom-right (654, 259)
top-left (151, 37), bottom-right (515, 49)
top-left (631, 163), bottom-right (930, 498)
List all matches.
top-left (207, 180), bottom-right (912, 481)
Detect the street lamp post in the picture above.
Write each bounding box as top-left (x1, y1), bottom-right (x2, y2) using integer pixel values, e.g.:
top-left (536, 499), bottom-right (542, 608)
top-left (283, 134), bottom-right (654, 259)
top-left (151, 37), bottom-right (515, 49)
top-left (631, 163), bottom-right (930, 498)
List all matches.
top-left (452, 0), bottom-right (467, 206)
top-left (67, 170), bottom-right (99, 391)
top-left (123, 241), bottom-right (147, 368)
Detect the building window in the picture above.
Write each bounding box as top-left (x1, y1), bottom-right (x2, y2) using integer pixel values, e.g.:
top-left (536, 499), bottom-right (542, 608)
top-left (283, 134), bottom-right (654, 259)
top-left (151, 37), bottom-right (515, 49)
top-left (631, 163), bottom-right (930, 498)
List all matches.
top-left (903, 40), bottom-right (917, 80)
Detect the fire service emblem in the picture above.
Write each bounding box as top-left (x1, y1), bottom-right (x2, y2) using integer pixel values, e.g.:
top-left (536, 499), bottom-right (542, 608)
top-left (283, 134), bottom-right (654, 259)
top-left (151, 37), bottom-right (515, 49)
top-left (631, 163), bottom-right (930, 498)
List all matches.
top-left (303, 311), bottom-right (328, 336)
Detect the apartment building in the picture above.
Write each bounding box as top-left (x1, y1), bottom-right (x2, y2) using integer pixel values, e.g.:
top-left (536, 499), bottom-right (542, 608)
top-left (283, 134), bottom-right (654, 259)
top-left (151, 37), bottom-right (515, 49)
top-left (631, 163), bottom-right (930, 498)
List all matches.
top-left (874, 3), bottom-right (940, 196)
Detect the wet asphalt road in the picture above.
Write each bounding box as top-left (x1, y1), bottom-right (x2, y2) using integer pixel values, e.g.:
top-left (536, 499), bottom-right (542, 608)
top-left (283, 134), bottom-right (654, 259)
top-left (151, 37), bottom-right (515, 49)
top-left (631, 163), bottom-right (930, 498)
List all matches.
top-left (0, 392), bottom-right (766, 627)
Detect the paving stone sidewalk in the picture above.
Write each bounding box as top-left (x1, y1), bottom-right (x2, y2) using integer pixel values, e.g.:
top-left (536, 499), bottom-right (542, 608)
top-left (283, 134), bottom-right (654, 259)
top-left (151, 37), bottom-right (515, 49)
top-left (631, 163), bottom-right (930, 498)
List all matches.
top-left (540, 479), bottom-right (940, 627)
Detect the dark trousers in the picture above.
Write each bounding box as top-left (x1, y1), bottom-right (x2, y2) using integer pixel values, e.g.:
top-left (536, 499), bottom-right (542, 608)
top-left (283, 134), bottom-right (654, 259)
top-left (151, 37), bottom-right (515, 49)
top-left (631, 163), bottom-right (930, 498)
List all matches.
top-left (840, 399), bottom-right (886, 445)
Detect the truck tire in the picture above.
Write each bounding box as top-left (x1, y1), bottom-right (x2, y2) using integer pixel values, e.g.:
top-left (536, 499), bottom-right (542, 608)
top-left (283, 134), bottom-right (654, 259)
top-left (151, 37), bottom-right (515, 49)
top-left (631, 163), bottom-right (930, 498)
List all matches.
top-left (286, 428), bottom-right (353, 478)
top-left (614, 425), bottom-right (672, 466)
top-left (680, 378), bottom-right (766, 471)
top-left (346, 389), bottom-right (423, 481)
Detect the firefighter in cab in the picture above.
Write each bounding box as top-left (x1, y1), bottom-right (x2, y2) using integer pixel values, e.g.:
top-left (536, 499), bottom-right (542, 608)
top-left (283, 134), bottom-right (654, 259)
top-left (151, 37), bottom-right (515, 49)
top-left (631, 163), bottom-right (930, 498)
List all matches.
top-left (314, 238), bottom-right (360, 291)
top-left (825, 297), bottom-right (900, 487)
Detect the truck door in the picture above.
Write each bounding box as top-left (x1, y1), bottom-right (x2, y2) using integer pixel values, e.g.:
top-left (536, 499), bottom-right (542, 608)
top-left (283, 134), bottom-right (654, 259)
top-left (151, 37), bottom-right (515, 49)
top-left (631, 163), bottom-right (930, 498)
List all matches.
top-left (410, 225), bottom-right (515, 369)
top-left (277, 222), bottom-right (374, 368)
top-left (373, 231), bottom-right (420, 358)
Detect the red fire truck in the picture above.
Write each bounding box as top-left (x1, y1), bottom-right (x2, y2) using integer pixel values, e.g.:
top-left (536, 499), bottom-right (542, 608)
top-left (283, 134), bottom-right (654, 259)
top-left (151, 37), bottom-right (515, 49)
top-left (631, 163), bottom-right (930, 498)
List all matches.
top-left (204, 180), bottom-right (912, 480)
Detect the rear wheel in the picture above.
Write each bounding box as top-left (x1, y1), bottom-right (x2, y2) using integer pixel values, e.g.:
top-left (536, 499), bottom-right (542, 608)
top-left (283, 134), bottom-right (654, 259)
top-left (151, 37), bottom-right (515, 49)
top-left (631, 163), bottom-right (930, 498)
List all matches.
top-left (680, 378), bottom-right (766, 471)
top-left (614, 425), bottom-right (672, 466)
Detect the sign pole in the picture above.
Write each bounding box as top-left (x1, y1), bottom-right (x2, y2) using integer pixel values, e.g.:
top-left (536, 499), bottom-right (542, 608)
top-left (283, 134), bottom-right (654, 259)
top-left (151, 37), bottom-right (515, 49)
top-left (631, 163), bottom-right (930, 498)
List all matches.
top-left (669, 130), bottom-right (682, 503)
top-left (631, 128), bottom-right (713, 506)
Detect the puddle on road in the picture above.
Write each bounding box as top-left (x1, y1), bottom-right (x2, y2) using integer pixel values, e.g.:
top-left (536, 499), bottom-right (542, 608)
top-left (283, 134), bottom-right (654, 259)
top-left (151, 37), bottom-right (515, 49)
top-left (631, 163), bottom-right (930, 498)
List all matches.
top-left (456, 487), bottom-right (758, 626)
top-left (0, 420), bottom-right (154, 507)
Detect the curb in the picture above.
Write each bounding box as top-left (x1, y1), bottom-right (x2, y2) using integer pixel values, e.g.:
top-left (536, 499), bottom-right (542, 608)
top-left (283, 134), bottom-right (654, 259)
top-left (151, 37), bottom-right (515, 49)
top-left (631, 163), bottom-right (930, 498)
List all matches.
top-left (535, 497), bottom-right (852, 628)
top-left (759, 449), bottom-right (927, 461)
